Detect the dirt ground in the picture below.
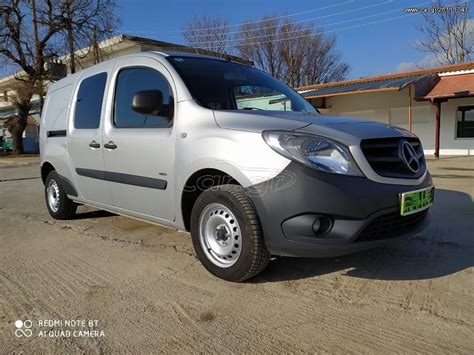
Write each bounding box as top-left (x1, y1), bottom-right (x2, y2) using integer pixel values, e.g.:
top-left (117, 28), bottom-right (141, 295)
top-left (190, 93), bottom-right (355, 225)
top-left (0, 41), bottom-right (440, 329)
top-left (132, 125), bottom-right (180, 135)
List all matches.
top-left (0, 156), bottom-right (473, 353)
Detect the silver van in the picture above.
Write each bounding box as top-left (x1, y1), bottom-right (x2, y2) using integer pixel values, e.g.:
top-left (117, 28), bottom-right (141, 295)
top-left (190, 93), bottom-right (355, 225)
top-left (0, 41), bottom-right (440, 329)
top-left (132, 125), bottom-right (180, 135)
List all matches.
top-left (40, 52), bottom-right (434, 281)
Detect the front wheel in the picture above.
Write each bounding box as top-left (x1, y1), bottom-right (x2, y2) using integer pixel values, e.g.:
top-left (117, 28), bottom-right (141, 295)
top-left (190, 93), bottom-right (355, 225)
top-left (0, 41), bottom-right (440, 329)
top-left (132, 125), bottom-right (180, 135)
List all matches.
top-left (190, 185), bottom-right (270, 282)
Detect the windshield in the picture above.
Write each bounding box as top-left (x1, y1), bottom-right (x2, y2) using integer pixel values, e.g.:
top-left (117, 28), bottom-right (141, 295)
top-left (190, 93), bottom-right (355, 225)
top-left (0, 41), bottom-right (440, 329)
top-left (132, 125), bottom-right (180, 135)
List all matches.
top-left (167, 56), bottom-right (316, 113)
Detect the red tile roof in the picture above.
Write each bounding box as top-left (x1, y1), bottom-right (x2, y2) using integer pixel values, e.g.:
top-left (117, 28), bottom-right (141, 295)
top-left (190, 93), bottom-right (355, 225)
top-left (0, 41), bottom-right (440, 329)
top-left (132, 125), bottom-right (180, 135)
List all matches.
top-left (297, 61), bottom-right (474, 92)
top-left (421, 73), bottom-right (474, 100)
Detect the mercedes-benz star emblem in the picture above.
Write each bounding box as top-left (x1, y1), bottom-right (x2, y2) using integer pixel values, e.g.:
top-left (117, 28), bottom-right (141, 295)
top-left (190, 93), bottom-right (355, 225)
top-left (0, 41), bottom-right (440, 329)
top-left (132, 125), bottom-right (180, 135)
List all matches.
top-left (400, 140), bottom-right (420, 173)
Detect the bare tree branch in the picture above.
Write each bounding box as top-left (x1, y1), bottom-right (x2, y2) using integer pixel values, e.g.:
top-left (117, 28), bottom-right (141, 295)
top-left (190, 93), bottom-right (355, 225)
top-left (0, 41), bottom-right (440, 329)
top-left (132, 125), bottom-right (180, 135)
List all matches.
top-left (235, 16), bottom-right (349, 87)
top-left (182, 14), bottom-right (231, 54)
top-left (56, 0), bottom-right (119, 73)
top-left (415, 0), bottom-right (473, 65)
top-left (0, 0), bottom-right (119, 153)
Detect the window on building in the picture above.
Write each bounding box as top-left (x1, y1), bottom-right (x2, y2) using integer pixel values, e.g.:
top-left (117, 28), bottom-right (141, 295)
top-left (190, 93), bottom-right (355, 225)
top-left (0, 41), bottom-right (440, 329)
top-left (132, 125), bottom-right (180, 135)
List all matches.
top-left (114, 67), bottom-right (173, 128)
top-left (233, 86), bottom-right (295, 111)
top-left (74, 72), bottom-right (107, 129)
top-left (456, 106), bottom-right (474, 138)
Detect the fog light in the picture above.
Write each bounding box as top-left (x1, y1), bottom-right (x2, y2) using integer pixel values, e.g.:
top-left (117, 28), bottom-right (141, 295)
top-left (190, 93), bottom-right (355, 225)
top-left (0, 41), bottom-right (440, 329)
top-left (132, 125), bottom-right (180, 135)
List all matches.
top-left (281, 214), bottom-right (334, 240)
top-left (312, 215), bottom-right (333, 236)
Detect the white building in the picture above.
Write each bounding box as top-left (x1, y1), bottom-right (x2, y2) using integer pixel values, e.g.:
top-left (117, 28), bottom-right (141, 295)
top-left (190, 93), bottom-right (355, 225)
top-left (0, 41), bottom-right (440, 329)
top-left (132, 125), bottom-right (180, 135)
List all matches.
top-left (298, 62), bottom-right (474, 157)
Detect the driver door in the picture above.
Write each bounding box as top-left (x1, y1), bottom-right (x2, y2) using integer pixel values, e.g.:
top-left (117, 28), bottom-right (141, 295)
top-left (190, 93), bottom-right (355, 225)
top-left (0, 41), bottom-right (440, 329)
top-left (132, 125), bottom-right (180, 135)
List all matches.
top-left (102, 57), bottom-right (176, 221)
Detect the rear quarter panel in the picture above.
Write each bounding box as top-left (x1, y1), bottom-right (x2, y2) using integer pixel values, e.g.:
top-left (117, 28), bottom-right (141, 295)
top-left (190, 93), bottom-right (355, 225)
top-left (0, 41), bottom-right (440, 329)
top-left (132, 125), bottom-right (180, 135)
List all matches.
top-left (40, 78), bottom-right (77, 189)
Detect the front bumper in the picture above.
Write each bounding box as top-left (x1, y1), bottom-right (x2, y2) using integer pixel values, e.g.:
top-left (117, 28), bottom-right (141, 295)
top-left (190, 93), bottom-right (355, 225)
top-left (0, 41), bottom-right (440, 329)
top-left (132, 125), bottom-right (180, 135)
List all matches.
top-left (246, 162), bottom-right (432, 257)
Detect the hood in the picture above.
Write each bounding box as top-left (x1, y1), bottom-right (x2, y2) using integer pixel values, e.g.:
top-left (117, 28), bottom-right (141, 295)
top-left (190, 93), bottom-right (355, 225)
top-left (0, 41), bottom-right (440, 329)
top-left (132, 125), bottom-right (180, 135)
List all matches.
top-left (213, 110), bottom-right (416, 146)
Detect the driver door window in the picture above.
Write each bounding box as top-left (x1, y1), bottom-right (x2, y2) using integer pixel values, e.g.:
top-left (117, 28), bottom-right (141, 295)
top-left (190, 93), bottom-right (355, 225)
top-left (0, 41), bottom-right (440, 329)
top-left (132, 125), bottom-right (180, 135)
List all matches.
top-left (114, 67), bottom-right (173, 128)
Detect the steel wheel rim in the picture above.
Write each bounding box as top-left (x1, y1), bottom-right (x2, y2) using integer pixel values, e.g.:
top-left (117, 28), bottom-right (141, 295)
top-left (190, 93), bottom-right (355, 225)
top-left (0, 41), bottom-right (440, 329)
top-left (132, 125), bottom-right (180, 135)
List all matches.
top-left (47, 179), bottom-right (60, 213)
top-left (199, 203), bottom-right (242, 268)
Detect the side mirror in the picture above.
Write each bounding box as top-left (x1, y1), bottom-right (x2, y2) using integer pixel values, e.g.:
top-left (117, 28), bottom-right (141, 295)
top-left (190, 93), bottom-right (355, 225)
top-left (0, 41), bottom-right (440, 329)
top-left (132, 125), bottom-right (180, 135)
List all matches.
top-left (131, 90), bottom-right (164, 116)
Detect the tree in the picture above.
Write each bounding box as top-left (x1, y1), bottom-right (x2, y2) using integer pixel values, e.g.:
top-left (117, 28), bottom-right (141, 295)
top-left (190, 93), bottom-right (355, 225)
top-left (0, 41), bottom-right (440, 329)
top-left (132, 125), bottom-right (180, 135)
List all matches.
top-left (58, 0), bottom-right (118, 73)
top-left (235, 16), bottom-right (349, 87)
top-left (235, 16), bottom-right (283, 79)
top-left (7, 80), bottom-right (38, 143)
top-left (303, 30), bottom-right (349, 85)
top-left (182, 14), bottom-right (231, 54)
top-left (0, 0), bottom-right (119, 153)
top-left (415, 0), bottom-right (473, 65)
top-left (0, 0), bottom-right (62, 154)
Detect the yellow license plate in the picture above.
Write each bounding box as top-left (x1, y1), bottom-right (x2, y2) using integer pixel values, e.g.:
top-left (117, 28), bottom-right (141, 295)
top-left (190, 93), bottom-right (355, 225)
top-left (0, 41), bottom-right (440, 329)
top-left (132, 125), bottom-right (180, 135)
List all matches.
top-left (400, 186), bottom-right (434, 216)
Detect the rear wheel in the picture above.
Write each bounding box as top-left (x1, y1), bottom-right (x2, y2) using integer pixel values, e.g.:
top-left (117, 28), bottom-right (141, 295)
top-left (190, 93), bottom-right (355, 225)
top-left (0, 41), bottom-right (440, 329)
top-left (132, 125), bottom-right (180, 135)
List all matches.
top-left (45, 171), bottom-right (77, 220)
top-left (190, 184), bottom-right (270, 282)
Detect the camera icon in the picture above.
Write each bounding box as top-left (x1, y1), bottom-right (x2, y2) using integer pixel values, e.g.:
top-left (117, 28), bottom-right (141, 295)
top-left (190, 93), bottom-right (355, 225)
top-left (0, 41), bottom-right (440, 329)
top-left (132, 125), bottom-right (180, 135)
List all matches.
top-left (15, 320), bottom-right (33, 338)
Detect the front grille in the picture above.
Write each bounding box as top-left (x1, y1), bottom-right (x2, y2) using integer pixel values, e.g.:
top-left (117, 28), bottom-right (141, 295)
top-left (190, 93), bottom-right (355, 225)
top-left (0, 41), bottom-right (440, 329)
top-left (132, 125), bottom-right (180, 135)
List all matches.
top-left (360, 137), bottom-right (425, 179)
top-left (356, 210), bottom-right (428, 242)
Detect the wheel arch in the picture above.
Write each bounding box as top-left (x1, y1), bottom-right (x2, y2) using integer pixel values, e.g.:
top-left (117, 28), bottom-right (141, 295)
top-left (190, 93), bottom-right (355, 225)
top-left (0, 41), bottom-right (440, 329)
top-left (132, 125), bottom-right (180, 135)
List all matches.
top-left (41, 161), bottom-right (56, 184)
top-left (180, 168), bottom-right (241, 232)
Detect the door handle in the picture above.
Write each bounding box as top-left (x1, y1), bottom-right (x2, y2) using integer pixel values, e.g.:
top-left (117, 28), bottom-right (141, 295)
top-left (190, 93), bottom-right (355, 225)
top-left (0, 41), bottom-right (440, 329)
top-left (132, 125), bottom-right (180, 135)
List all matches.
top-left (89, 140), bottom-right (100, 149)
top-left (104, 141), bottom-right (117, 150)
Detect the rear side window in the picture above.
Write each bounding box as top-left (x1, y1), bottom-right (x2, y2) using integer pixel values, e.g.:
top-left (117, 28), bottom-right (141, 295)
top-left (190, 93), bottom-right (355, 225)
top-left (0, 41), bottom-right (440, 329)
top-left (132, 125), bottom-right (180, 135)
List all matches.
top-left (74, 72), bottom-right (107, 129)
top-left (114, 67), bottom-right (173, 128)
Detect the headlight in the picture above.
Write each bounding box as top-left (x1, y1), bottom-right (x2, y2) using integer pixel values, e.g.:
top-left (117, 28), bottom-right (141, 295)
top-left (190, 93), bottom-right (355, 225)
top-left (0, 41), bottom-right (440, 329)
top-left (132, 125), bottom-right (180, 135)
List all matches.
top-left (263, 131), bottom-right (363, 176)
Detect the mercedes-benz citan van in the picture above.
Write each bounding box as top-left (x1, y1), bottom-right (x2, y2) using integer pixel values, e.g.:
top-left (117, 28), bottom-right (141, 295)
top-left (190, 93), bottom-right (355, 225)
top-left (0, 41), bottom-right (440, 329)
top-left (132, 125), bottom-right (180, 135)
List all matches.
top-left (40, 52), bottom-right (434, 281)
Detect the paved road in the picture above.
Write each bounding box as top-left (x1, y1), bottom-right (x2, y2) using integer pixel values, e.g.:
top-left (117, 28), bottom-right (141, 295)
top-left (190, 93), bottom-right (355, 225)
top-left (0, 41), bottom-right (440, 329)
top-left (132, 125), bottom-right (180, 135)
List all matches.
top-left (1, 157), bottom-right (473, 353)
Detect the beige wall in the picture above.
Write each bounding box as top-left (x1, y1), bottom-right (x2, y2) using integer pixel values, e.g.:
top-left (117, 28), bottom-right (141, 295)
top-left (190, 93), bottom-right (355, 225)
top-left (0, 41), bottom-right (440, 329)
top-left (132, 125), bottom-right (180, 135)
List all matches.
top-left (311, 88), bottom-right (474, 156)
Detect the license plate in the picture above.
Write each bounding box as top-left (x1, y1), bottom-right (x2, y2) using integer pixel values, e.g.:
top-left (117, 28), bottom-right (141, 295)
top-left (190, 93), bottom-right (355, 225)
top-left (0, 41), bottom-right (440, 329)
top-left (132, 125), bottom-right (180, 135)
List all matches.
top-left (400, 186), bottom-right (434, 216)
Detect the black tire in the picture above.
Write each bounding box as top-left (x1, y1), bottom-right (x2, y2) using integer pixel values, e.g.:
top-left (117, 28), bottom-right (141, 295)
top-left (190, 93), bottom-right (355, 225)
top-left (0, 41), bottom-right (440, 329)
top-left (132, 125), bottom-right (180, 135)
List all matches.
top-left (190, 184), bottom-right (270, 282)
top-left (44, 171), bottom-right (77, 220)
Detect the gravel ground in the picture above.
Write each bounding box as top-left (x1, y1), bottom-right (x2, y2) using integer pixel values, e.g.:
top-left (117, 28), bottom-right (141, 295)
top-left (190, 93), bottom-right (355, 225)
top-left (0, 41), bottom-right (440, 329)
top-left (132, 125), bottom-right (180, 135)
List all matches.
top-left (0, 156), bottom-right (473, 353)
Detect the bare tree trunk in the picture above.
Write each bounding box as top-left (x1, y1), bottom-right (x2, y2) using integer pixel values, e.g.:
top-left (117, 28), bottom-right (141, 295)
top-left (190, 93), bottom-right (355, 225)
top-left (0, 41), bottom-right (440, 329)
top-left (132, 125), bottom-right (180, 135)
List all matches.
top-left (67, 28), bottom-right (75, 73)
top-left (9, 101), bottom-right (30, 155)
top-left (9, 119), bottom-right (27, 155)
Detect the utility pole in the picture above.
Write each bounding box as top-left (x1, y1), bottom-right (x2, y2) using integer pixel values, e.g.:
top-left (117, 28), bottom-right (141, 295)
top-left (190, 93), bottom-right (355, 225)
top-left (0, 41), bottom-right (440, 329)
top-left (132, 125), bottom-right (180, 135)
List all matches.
top-left (92, 25), bottom-right (99, 64)
top-left (65, 0), bottom-right (76, 73)
top-left (31, 0), bottom-right (44, 110)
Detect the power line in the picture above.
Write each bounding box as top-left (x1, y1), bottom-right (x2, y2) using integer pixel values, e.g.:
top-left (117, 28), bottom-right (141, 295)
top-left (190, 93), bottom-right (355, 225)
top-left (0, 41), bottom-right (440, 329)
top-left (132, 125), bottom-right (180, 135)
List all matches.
top-left (197, 12), bottom-right (418, 48)
top-left (183, 1), bottom-right (431, 47)
top-left (230, 0), bottom-right (433, 44)
top-left (181, 0), bottom-right (466, 47)
top-left (179, 0), bottom-right (395, 39)
top-left (192, 0), bottom-right (356, 32)
top-left (125, 1), bottom-right (393, 38)
top-left (122, 0), bottom-right (466, 49)
top-left (124, 0), bottom-right (356, 34)
top-left (257, 13), bottom-right (420, 45)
